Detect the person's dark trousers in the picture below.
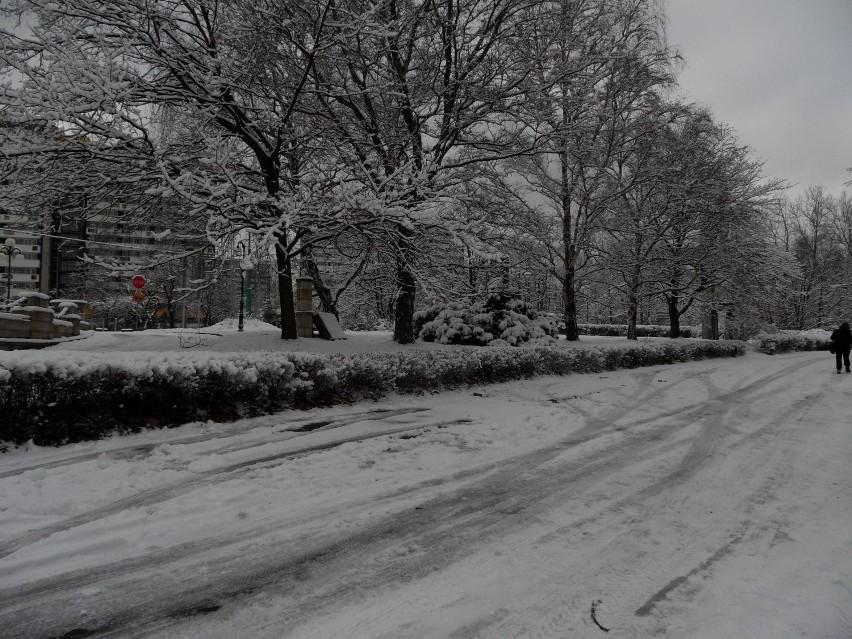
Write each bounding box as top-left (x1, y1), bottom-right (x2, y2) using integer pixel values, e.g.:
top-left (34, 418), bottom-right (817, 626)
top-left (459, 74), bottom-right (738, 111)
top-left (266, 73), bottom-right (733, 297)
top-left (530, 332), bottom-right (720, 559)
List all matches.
top-left (836, 350), bottom-right (851, 371)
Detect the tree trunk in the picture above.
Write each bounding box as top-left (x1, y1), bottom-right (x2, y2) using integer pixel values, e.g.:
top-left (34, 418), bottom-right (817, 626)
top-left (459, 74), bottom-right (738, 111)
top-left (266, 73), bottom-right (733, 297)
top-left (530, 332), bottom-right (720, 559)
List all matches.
top-left (667, 294), bottom-right (681, 338)
top-left (560, 135), bottom-right (579, 341)
top-left (627, 290), bottom-right (638, 340)
top-left (393, 233), bottom-right (416, 344)
top-left (393, 262), bottom-right (416, 343)
top-left (563, 260), bottom-right (579, 341)
top-left (301, 246), bottom-right (338, 318)
top-left (627, 229), bottom-right (642, 340)
top-left (275, 237), bottom-right (298, 339)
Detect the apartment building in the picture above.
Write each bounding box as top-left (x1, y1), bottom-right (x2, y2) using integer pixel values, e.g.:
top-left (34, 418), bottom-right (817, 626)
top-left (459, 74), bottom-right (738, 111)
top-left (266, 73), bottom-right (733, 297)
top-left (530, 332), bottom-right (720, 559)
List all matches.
top-left (0, 212), bottom-right (49, 300)
top-left (0, 202), bottom-right (173, 301)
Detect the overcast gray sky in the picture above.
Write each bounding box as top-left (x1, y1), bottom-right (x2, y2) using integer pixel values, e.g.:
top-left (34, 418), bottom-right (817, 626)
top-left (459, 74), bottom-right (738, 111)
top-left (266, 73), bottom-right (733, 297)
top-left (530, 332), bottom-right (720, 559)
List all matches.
top-left (665, 0), bottom-right (852, 199)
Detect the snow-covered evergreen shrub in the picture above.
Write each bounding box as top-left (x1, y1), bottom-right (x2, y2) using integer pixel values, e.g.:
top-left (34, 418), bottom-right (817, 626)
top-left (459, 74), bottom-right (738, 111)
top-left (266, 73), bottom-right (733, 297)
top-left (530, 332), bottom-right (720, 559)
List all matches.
top-left (418, 293), bottom-right (559, 346)
top-left (413, 302), bottom-right (448, 335)
top-left (751, 331), bottom-right (831, 354)
top-left (0, 339), bottom-right (745, 446)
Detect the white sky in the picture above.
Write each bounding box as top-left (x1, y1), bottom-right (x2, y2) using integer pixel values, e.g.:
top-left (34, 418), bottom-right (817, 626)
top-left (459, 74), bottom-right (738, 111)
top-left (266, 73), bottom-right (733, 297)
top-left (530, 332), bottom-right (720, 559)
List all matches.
top-left (665, 0), bottom-right (852, 198)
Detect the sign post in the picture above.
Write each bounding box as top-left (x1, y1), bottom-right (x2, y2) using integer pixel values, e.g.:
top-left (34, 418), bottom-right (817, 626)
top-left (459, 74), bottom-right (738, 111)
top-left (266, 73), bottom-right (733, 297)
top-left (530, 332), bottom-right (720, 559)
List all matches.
top-left (130, 276), bottom-right (147, 330)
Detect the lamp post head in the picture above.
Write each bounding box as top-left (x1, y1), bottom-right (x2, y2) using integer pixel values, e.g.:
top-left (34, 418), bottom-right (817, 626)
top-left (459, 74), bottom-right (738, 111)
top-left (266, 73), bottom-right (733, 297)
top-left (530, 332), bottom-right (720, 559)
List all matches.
top-left (3, 237), bottom-right (15, 248)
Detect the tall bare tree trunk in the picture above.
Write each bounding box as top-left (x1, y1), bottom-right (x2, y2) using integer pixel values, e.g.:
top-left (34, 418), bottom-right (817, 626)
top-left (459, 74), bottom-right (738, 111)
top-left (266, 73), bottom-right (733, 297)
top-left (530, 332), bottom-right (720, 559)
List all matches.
top-left (393, 231), bottom-right (416, 344)
top-left (627, 229), bottom-right (642, 340)
top-left (667, 293), bottom-right (681, 338)
top-left (563, 240), bottom-right (579, 341)
top-left (667, 268), bottom-right (682, 338)
top-left (560, 136), bottom-right (580, 341)
top-left (301, 245), bottom-right (338, 317)
top-left (275, 236), bottom-right (297, 339)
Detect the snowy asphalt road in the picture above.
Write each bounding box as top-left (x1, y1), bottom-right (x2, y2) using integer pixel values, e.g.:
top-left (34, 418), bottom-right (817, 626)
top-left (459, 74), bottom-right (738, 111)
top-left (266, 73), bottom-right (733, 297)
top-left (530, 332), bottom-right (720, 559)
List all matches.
top-left (2, 350), bottom-right (852, 638)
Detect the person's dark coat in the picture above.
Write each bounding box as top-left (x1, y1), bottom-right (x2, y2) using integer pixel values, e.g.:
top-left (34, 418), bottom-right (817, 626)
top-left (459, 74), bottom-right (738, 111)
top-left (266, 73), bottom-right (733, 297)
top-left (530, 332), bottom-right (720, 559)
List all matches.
top-left (831, 323), bottom-right (852, 353)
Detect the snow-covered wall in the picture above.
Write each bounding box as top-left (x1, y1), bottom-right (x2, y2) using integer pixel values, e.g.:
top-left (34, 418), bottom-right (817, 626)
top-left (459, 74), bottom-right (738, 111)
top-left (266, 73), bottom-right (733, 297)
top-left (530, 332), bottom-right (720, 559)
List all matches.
top-left (0, 294), bottom-right (88, 346)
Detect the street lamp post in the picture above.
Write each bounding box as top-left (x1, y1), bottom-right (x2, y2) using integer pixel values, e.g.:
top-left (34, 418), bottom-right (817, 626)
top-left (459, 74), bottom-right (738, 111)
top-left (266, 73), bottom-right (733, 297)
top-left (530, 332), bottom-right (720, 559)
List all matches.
top-left (236, 242), bottom-right (246, 332)
top-left (238, 268), bottom-right (245, 332)
top-left (1, 237), bottom-right (23, 302)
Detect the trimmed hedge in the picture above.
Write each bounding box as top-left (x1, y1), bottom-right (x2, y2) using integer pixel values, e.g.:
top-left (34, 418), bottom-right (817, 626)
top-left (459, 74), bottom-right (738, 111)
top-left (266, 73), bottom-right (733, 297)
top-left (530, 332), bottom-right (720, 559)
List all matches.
top-left (579, 323), bottom-right (697, 338)
top-left (0, 339), bottom-right (745, 446)
top-left (751, 331), bottom-right (831, 355)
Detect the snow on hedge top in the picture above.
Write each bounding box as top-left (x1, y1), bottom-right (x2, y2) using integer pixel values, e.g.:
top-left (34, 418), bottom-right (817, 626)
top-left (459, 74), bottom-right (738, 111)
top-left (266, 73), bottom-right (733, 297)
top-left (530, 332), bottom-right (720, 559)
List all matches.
top-left (0, 350), bottom-right (306, 382)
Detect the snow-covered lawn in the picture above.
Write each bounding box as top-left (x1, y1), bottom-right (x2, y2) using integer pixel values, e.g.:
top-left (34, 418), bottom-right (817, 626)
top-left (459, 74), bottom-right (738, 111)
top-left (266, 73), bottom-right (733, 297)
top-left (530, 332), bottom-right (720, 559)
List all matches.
top-left (49, 318), bottom-right (655, 356)
top-left (49, 319), bottom-right (453, 354)
top-left (2, 338), bottom-right (851, 638)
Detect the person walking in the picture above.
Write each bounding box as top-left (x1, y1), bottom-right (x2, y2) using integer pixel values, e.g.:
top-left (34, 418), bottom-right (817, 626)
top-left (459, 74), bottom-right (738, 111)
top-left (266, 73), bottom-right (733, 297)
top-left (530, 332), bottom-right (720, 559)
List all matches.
top-left (830, 321), bottom-right (852, 373)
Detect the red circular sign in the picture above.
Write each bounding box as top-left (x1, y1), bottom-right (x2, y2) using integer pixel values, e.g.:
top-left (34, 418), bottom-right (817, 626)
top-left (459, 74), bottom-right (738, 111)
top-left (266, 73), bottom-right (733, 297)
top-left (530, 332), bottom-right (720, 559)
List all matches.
top-left (132, 275), bottom-right (147, 289)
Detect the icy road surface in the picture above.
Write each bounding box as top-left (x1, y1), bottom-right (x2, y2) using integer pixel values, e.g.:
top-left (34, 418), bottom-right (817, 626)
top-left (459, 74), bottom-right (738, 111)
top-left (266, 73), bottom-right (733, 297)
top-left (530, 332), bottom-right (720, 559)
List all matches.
top-left (2, 350), bottom-right (852, 638)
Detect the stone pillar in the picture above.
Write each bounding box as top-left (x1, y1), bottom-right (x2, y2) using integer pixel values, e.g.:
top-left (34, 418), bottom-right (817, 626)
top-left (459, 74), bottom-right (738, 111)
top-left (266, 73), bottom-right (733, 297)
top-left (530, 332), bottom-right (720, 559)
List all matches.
top-left (16, 293), bottom-right (55, 339)
top-left (56, 300), bottom-right (81, 336)
top-left (702, 309), bottom-right (719, 340)
top-left (295, 277), bottom-right (314, 338)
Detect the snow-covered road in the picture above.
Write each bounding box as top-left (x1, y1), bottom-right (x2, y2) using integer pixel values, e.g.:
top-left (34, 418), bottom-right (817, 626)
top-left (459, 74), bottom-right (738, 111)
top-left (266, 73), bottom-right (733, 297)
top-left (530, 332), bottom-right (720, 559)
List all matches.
top-left (3, 349), bottom-right (852, 638)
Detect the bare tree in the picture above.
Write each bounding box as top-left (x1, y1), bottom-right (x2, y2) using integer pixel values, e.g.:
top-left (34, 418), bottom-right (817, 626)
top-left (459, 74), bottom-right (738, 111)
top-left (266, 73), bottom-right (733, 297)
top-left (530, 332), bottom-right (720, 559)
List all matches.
top-left (598, 100), bottom-right (788, 339)
top-left (307, 0), bottom-right (540, 342)
top-left (0, 0), bottom-right (347, 338)
top-left (777, 187), bottom-right (848, 329)
top-left (477, 0), bottom-right (677, 340)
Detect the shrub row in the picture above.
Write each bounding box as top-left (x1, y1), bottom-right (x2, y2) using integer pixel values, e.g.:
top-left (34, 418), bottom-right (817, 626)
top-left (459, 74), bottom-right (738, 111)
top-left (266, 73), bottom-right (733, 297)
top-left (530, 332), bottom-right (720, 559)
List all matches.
top-left (0, 339), bottom-right (745, 446)
top-left (751, 331), bottom-right (831, 355)
top-left (578, 323), bottom-right (698, 338)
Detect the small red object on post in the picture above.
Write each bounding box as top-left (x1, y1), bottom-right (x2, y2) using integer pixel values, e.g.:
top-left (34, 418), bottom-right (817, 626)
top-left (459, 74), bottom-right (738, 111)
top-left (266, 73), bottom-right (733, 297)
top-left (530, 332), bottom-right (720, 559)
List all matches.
top-left (132, 275), bottom-right (147, 289)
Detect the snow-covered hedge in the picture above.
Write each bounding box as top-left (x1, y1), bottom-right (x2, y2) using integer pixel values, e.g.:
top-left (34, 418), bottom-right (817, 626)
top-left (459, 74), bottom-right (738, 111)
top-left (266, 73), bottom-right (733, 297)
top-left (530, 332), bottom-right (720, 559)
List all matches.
top-left (0, 339), bottom-right (745, 446)
top-left (416, 294), bottom-right (560, 346)
top-left (751, 331), bottom-right (831, 355)
top-left (578, 323), bottom-right (697, 338)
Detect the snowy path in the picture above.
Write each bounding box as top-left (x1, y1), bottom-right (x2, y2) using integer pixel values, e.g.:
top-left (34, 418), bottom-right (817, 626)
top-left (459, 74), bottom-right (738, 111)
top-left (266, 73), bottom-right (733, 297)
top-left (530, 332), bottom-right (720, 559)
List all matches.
top-left (2, 350), bottom-right (852, 638)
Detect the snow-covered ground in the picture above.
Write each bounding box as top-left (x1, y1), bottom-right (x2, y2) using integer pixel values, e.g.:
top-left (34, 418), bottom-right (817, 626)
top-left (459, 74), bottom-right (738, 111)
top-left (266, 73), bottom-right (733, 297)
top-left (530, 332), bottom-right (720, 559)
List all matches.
top-left (47, 319), bottom-right (639, 355)
top-left (2, 332), bottom-right (851, 638)
top-left (48, 319), bottom-right (453, 354)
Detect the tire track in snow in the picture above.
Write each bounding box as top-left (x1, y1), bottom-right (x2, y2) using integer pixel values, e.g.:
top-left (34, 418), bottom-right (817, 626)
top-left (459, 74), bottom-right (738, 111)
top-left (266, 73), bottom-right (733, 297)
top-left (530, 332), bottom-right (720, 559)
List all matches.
top-left (0, 408), bottom-right (437, 562)
top-left (0, 419), bottom-right (496, 609)
top-left (6, 415), bottom-right (686, 639)
top-left (7, 359), bottom-right (813, 638)
top-left (486, 359), bottom-right (820, 637)
top-left (4, 355), bottom-right (825, 639)
top-left (0, 407), bottom-right (426, 480)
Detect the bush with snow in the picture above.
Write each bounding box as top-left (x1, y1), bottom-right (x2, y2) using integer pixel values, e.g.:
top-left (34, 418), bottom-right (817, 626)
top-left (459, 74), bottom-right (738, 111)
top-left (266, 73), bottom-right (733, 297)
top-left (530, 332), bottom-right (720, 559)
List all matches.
top-left (578, 323), bottom-right (697, 338)
top-left (0, 338), bottom-right (744, 446)
top-left (417, 293), bottom-right (560, 346)
top-left (751, 330), bottom-right (831, 355)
